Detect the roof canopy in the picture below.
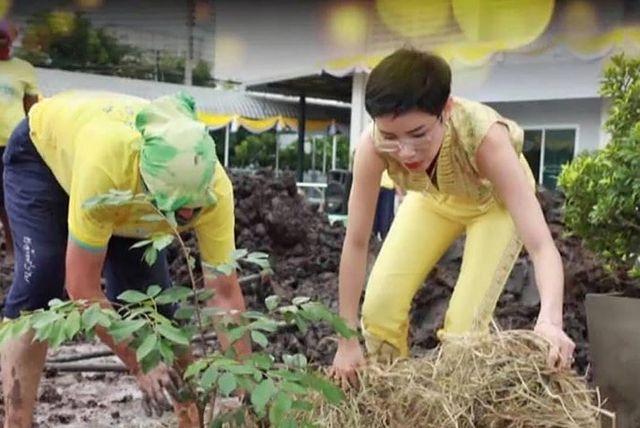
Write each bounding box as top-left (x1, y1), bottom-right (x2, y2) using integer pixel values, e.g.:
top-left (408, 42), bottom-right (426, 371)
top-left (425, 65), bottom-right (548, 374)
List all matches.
top-left (34, 67), bottom-right (349, 134)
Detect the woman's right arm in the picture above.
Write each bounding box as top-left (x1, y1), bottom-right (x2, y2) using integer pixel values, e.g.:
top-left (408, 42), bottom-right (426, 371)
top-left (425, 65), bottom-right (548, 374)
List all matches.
top-left (330, 128), bottom-right (385, 387)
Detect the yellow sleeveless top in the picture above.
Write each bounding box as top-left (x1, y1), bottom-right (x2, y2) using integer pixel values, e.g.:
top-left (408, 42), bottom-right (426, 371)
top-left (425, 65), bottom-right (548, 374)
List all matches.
top-left (372, 97), bottom-right (535, 205)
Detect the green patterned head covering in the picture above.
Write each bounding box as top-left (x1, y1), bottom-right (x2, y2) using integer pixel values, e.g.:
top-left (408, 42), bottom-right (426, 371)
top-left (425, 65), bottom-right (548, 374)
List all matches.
top-left (135, 92), bottom-right (217, 213)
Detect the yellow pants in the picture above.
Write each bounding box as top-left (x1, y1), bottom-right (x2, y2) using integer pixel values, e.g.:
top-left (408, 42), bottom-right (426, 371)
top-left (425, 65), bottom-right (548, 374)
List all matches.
top-left (361, 191), bottom-right (522, 358)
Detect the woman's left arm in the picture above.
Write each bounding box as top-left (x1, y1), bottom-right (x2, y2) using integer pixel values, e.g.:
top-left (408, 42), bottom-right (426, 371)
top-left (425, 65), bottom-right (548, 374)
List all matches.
top-left (475, 123), bottom-right (575, 369)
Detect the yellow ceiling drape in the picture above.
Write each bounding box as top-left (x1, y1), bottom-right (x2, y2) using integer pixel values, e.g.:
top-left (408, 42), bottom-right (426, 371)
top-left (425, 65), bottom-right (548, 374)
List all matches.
top-left (198, 113), bottom-right (336, 135)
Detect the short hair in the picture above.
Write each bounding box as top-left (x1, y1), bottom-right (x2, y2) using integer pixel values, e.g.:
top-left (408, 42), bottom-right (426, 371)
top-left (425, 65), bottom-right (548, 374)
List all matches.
top-left (365, 48), bottom-right (451, 118)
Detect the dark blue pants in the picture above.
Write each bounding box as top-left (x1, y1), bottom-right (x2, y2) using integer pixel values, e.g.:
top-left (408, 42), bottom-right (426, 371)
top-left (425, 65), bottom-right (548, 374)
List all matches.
top-left (2, 119), bottom-right (172, 319)
top-left (373, 188), bottom-right (395, 240)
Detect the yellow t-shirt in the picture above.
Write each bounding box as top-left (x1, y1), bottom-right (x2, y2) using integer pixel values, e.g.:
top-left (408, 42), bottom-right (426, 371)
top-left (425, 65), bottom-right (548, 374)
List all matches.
top-left (380, 170), bottom-right (395, 190)
top-left (0, 58), bottom-right (39, 146)
top-left (28, 90), bottom-right (235, 266)
top-left (373, 97), bottom-right (535, 204)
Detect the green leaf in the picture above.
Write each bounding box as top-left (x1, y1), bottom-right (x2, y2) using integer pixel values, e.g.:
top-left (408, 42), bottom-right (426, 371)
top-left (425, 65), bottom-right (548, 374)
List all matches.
top-left (248, 353), bottom-right (274, 370)
top-left (246, 252), bottom-right (271, 270)
top-left (251, 378), bottom-right (276, 415)
top-left (136, 334), bottom-right (157, 362)
top-left (129, 239), bottom-right (153, 249)
top-left (140, 350), bottom-right (161, 374)
top-left (96, 308), bottom-right (116, 327)
top-left (157, 323), bottom-right (190, 346)
top-left (200, 365), bottom-right (219, 390)
top-left (302, 374), bottom-right (344, 404)
top-left (247, 251), bottom-right (268, 259)
top-left (117, 290), bottom-right (149, 304)
top-left (187, 256), bottom-right (196, 270)
top-left (250, 319), bottom-right (279, 333)
top-left (294, 316), bottom-right (308, 334)
top-left (282, 354), bottom-right (307, 369)
top-left (47, 298), bottom-right (73, 309)
top-left (201, 307), bottom-right (225, 319)
top-left (184, 360), bottom-right (208, 379)
top-left (291, 399), bottom-right (313, 411)
top-left (0, 322), bottom-right (11, 344)
top-left (242, 311), bottom-right (269, 320)
top-left (81, 304), bottom-right (102, 330)
top-left (160, 210), bottom-right (176, 227)
top-left (146, 285), bottom-right (162, 298)
top-left (152, 234), bottom-right (174, 251)
top-left (280, 381), bottom-right (307, 395)
top-left (48, 320), bottom-right (68, 348)
top-left (124, 306), bottom-right (154, 320)
top-left (173, 305), bottom-right (195, 320)
top-left (155, 286), bottom-right (193, 305)
top-left (109, 319), bottom-right (147, 343)
top-left (216, 263), bottom-right (235, 276)
top-left (269, 392), bottom-right (293, 426)
top-left (82, 194), bottom-right (108, 209)
top-left (143, 246), bottom-right (158, 266)
top-left (33, 321), bottom-right (54, 343)
top-left (225, 364), bottom-right (259, 376)
top-left (278, 305), bottom-right (299, 315)
top-left (157, 339), bottom-right (175, 365)
top-left (250, 331), bottom-right (269, 348)
top-left (231, 249), bottom-right (248, 261)
top-left (31, 311), bottom-right (61, 329)
top-left (265, 295), bottom-right (281, 312)
top-left (292, 297), bottom-right (311, 306)
top-left (195, 289), bottom-right (215, 302)
top-left (64, 310), bottom-right (82, 340)
top-left (237, 376), bottom-right (257, 392)
top-left (277, 418), bottom-right (297, 428)
top-left (218, 372), bottom-right (237, 396)
top-left (299, 302), bottom-right (331, 321)
top-left (228, 326), bottom-right (247, 343)
top-left (268, 369), bottom-right (303, 382)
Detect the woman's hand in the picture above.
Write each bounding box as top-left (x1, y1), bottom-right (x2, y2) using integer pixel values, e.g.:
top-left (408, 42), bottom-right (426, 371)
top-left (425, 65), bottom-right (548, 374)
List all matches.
top-left (534, 320), bottom-right (575, 370)
top-left (328, 337), bottom-right (366, 389)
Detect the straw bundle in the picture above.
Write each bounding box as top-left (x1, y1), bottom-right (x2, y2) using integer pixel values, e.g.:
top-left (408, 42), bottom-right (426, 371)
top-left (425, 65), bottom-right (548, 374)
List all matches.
top-left (309, 330), bottom-right (602, 427)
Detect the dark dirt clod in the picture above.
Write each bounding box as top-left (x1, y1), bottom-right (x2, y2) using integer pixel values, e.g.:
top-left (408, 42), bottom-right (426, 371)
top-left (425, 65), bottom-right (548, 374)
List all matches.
top-left (39, 384), bottom-right (62, 404)
top-left (47, 413), bottom-right (75, 424)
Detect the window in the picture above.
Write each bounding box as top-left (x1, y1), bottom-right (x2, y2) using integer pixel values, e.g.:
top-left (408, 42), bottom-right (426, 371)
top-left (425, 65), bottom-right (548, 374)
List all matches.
top-left (522, 127), bottom-right (577, 190)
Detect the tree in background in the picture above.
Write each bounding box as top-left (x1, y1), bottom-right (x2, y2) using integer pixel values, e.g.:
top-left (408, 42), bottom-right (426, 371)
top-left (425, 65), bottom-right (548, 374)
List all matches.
top-left (232, 133), bottom-right (350, 172)
top-left (558, 55), bottom-right (640, 276)
top-left (234, 132), bottom-right (277, 168)
top-left (16, 11), bottom-right (214, 86)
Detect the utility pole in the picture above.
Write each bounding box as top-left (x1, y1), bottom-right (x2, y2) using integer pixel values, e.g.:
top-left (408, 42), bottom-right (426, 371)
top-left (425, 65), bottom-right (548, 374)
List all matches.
top-left (185, 0), bottom-right (195, 85)
top-left (155, 49), bottom-right (160, 81)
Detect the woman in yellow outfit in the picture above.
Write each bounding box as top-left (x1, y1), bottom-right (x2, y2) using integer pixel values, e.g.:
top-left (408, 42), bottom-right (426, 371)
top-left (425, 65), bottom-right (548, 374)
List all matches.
top-left (329, 48), bottom-right (575, 387)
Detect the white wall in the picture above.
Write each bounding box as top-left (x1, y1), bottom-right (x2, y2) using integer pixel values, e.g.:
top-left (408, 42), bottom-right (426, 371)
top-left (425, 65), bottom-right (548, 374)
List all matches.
top-left (487, 98), bottom-right (605, 153)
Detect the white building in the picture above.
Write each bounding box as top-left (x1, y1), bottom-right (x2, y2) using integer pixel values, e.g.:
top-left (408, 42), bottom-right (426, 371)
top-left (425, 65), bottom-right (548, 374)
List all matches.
top-left (212, 0), bottom-right (640, 189)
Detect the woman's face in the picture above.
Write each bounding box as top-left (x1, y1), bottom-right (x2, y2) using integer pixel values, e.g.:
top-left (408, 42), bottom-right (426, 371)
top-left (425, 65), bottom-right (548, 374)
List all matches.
top-left (374, 107), bottom-right (447, 171)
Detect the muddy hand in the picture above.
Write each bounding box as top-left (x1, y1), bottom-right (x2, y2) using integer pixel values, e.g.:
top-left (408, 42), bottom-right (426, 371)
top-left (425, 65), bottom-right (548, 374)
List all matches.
top-left (136, 363), bottom-right (182, 417)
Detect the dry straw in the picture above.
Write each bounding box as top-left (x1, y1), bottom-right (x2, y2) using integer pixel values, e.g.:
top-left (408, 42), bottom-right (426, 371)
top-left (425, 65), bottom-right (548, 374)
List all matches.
top-left (309, 330), bottom-right (603, 427)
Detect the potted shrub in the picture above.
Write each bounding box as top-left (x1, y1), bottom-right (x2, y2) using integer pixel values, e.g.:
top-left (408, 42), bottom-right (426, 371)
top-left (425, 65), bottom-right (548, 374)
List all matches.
top-left (558, 54), bottom-right (640, 427)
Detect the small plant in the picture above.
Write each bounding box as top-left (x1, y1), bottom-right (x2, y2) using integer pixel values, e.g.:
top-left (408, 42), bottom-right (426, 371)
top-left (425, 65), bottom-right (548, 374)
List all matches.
top-left (558, 54), bottom-right (640, 278)
top-left (0, 189), bottom-right (356, 427)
